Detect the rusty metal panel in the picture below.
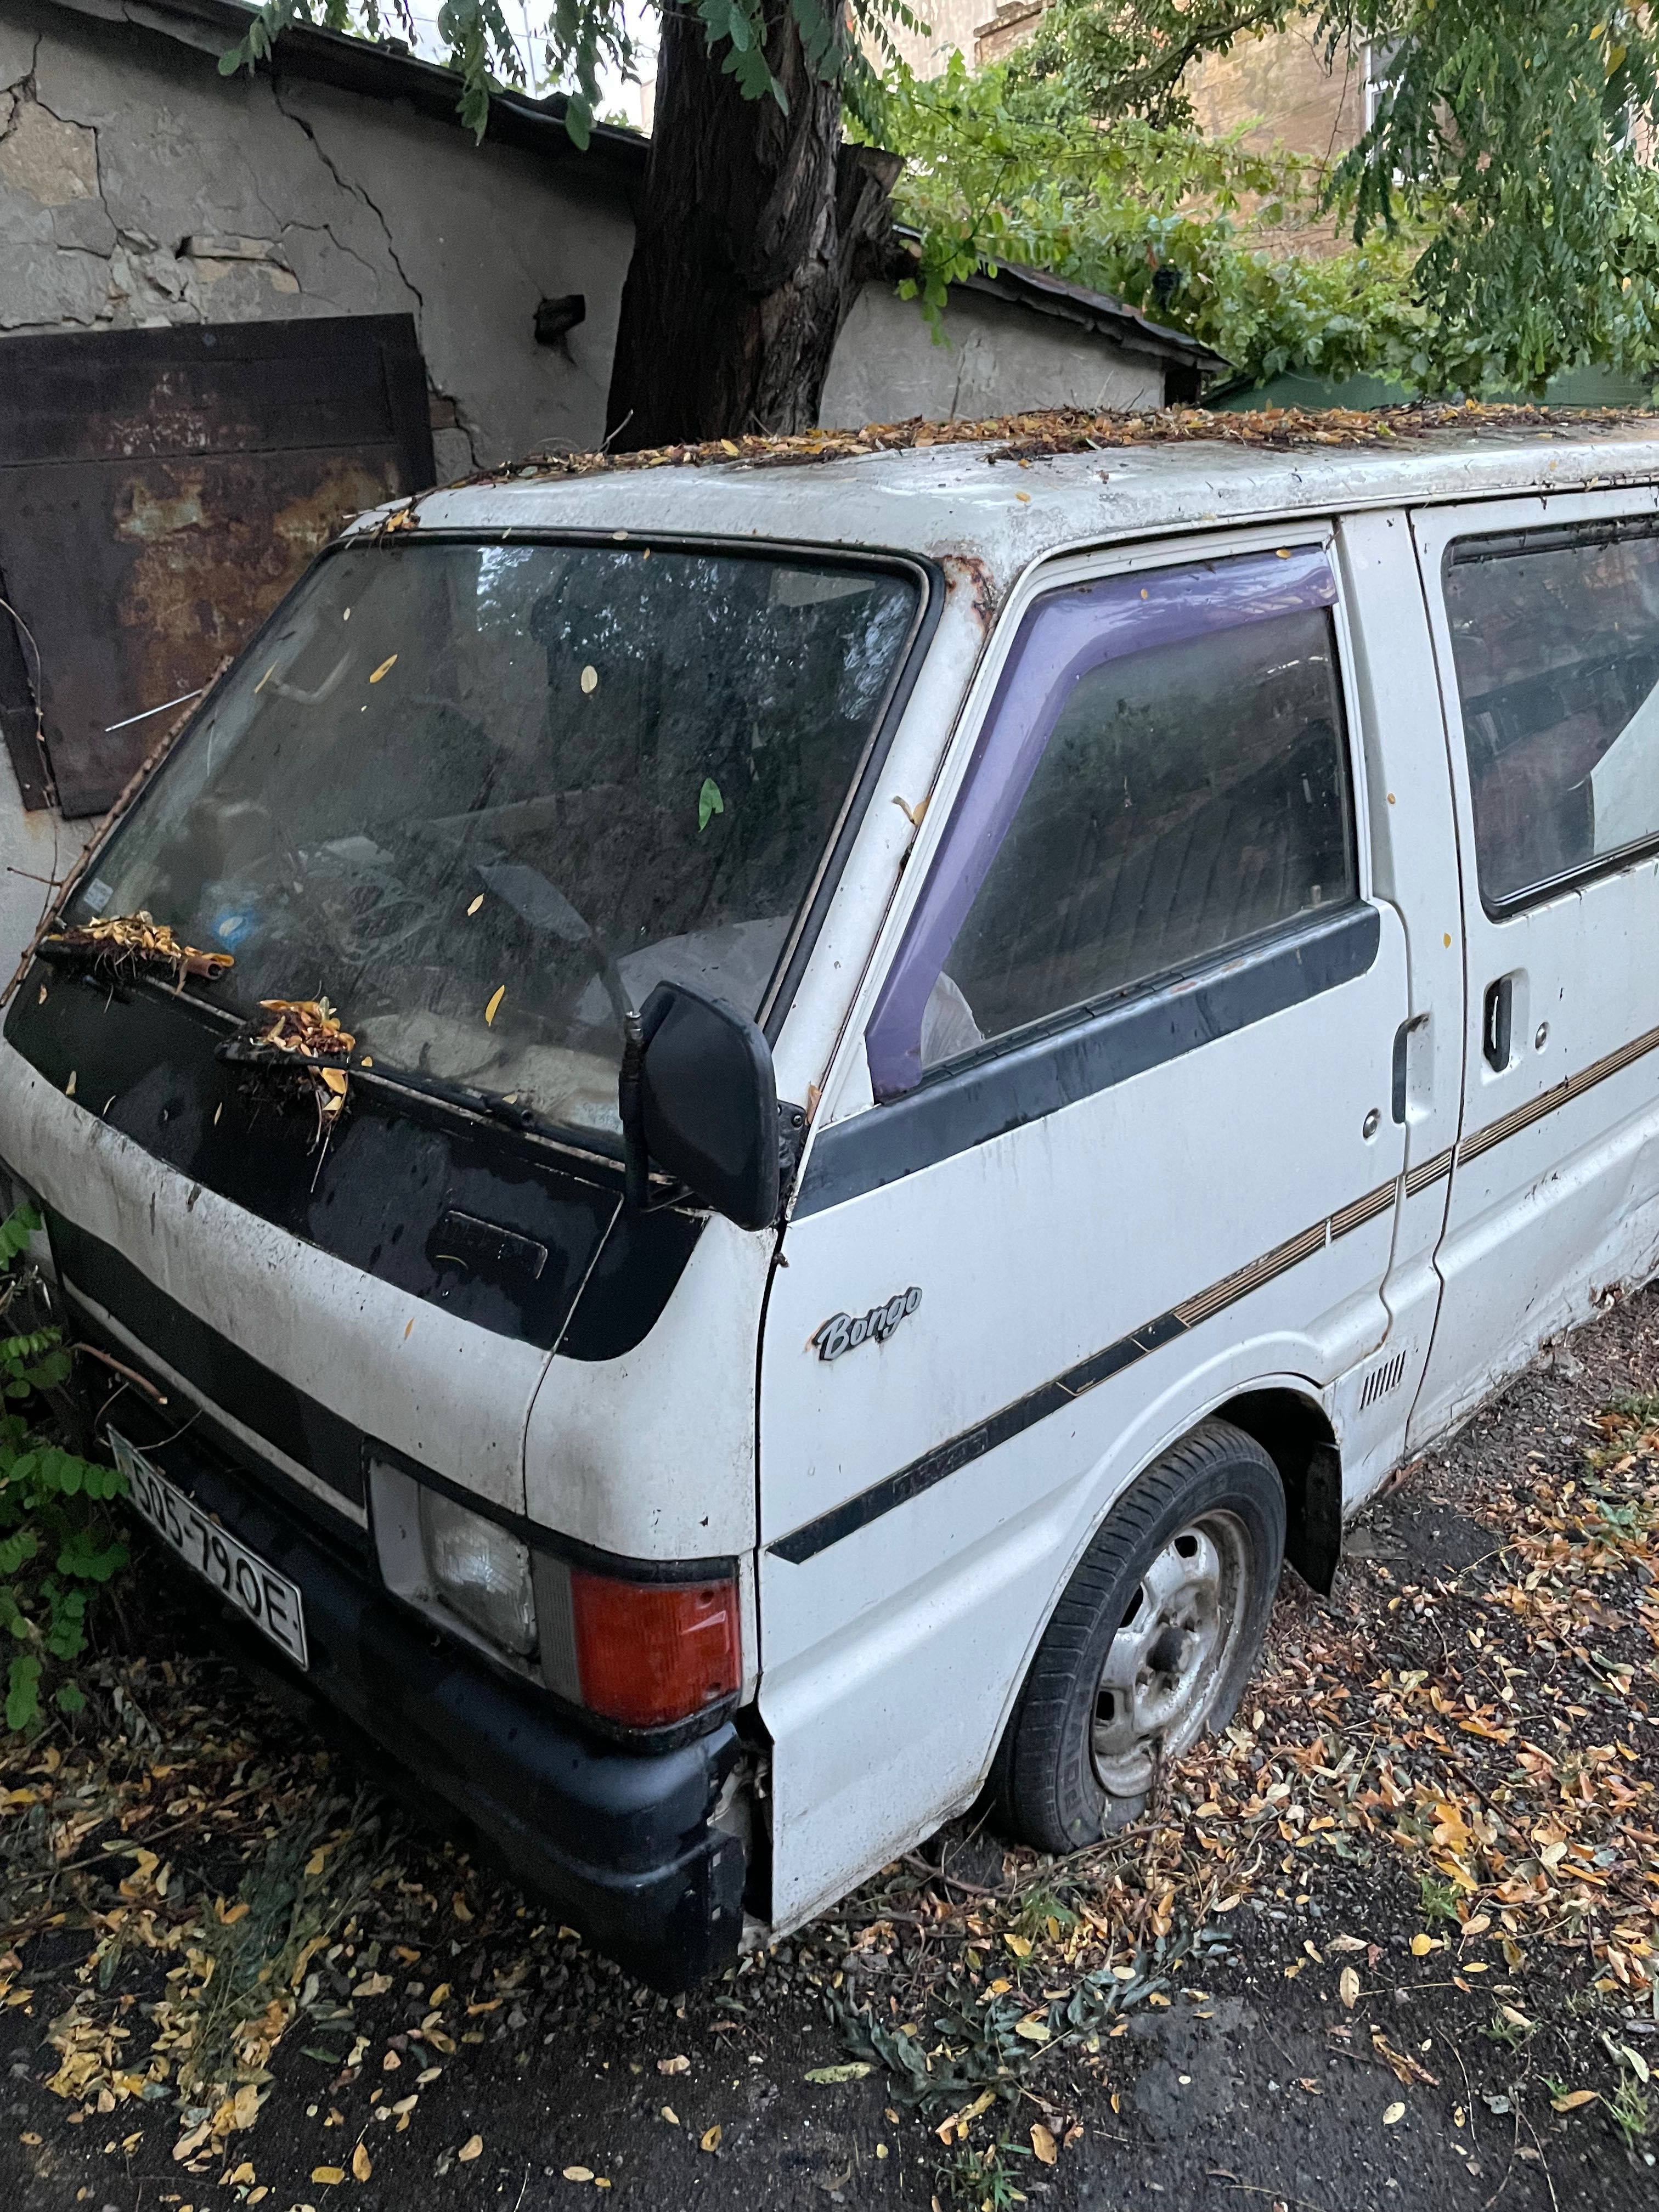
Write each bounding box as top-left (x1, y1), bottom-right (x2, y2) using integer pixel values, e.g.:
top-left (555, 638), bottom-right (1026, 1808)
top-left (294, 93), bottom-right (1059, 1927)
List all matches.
top-left (0, 315), bottom-right (435, 817)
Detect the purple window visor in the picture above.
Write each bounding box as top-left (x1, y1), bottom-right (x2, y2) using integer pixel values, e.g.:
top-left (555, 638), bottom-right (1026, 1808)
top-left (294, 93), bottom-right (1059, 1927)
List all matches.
top-left (864, 544), bottom-right (1339, 1101)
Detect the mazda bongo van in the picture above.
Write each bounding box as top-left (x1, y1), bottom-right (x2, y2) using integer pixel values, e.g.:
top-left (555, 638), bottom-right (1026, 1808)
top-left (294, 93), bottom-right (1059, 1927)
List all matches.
top-left (5, 411), bottom-right (1658, 1989)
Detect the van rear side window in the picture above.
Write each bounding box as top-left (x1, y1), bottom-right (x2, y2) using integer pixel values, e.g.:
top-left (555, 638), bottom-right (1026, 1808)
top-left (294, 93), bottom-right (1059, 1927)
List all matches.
top-left (1445, 517), bottom-right (1659, 910)
top-left (883, 550), bottom-right (1357, 1081)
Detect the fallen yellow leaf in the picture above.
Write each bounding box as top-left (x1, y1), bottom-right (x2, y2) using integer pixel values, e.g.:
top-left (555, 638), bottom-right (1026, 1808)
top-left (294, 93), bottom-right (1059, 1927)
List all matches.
top-left (657, 2055), bottom-right (690, 2075)
top-left (564, 2168), bottom-right (594, 2183)
top-left (458, 2134), bottom-right (483, 2162)
top-left (220, 1900), bottom-right (251, 1926)
top-left (311, 2166), bottom-right (345, 2185)
top-left (661, 2106), bottom-right (680, 2126)
top-left (369, 655), bottom-right (398, 684)
top-left (1383, 2102), bottom-right (1405, 2127)
top-left (700, 2125), bottom-right (722, 2152)
top-left (467, 894), bottom-right (484, 916)
top-left (1031, 2121), bottom-right (1057, 2165)
top-left (225, 2164), bottom-right (255, 2186)
top-left (1409, 1933), bottom-right (1435, 1957)
top-left (580, 665), bottom-right (599, 695)
top-left (1552, 2089), bottom-right (1599, 2112)
top-left (352, 2143), bottom-right (372, 2181)
top-left (484, 986), bottom-right (505, 1026)
top-left (1004, 1933), bottom-right (1032, 1958)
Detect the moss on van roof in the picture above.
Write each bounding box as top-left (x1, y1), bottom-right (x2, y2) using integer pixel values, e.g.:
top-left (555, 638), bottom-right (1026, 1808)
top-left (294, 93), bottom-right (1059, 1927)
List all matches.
top-left (488, 399), bottom-right (1655, 486)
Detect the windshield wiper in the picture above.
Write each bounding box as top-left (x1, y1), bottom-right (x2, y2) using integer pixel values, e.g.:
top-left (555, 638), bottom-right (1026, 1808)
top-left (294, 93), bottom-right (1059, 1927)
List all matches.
top-left (215, 1035), bottom-right (628, 1169)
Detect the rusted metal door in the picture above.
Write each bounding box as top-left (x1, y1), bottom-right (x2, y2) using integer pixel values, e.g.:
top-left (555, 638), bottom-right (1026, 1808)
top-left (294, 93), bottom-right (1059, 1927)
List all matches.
top-left (0, 314), bottom-right (434, 819)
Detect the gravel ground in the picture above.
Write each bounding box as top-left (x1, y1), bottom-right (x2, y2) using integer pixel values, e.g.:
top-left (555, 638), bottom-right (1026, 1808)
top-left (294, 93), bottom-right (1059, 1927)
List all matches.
top-left (5, 1288), bottom-right (1659, 2212)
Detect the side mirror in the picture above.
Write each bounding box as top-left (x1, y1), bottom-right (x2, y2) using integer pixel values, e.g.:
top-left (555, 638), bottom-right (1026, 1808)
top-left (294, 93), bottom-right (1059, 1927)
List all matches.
top-left (623, 980), bottom-right (781, 1231)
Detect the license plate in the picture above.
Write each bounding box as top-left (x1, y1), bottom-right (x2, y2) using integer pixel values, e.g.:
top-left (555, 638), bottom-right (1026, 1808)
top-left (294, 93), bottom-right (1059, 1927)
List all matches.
top-left (114, 1432), bottom-right (308, 1668)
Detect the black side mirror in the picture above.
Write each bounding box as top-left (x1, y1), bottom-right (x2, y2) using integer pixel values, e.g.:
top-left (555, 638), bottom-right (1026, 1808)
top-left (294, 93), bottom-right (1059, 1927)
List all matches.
top-left (621, 980), bottom-right (781, 1231)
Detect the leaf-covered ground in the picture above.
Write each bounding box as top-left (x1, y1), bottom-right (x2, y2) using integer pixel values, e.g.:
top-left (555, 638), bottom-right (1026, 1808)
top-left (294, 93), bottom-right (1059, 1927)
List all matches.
top-left (5, 1287), bottom-right (1659, 2212)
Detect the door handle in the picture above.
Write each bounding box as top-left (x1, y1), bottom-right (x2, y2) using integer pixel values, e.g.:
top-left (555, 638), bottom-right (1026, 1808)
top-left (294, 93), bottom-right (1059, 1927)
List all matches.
top-left (1482, 977), bottom-right (1513, 1073)
top-left (1391, 1012), bottom-right (1428, 1122)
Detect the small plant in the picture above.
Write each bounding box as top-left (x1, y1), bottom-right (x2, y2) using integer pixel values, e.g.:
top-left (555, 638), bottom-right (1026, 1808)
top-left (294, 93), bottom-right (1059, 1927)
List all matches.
top-left (1418, 1872), bottom-right (1462, 1927)
top-left (1607, 2070), bottom-right (1652, 2147)
top-left (0, 1202), bottom-right (127, 1729)
top-left (1012, 1876), bottom-right (1080, 1944)
top-left (1484, 2001), bottom-right (1539, 2052)
top-left (938, 2135), bottom-right (1028, 2211)
top-left (1601, 2033), bottom-right (1655, 2147)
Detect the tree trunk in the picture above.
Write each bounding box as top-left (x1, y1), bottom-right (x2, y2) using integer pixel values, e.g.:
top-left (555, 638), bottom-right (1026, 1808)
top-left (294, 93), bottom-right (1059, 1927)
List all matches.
top-left (604, 7), bottom-right (901, 449)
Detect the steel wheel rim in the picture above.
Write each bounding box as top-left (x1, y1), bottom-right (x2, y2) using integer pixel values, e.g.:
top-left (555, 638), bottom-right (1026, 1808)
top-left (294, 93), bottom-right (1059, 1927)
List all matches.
top-left (1090, 1509), bottom-right (1252, 1797)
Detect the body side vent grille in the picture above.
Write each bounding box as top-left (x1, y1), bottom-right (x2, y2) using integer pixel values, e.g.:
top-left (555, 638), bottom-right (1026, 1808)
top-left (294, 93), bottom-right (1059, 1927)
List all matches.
top-left (1358, 1348), bottom-right (1409, 1413)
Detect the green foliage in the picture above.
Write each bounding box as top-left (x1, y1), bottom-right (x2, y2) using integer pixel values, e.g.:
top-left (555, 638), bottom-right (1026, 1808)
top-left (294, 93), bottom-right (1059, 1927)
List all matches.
top-left (941, 0), bottom-right (1659, 392)
top-left (864, 52), bottom-right (1449, 390)
top-left (1321, 1), bottom-right (1659, 392)
top-left (0, 1204), bottom-right (127, 1733)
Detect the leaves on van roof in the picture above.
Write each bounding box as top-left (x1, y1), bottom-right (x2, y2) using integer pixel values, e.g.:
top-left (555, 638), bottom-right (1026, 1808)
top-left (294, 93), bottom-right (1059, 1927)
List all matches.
top-left (42, 912), bottom-right (234, 988)
top-left (470, 400), bottom-right (1653, 491)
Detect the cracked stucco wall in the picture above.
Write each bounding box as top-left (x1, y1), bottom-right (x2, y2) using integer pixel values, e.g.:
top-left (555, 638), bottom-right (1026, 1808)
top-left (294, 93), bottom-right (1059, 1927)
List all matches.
top-left (819, 284), bottom-right (1164, 430)
top-left (0, 0), bottom-right (634, 473)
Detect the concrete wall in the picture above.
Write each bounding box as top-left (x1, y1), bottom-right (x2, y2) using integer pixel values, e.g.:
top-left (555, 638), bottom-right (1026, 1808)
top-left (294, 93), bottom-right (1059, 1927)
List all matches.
top-left (0, 0), bottom-right (634, 472)
top-left (820, 282), bottom-right (1163, 428)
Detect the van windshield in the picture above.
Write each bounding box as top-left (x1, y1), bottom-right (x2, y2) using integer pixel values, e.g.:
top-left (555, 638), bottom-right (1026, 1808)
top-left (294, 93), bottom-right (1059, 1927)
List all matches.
top-left (74, 538), bottom-right (920, 1138)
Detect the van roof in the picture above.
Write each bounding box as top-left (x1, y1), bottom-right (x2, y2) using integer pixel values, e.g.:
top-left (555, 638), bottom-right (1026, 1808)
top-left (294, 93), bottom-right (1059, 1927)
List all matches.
top-left (383, 404), bottom-right (1659, 595)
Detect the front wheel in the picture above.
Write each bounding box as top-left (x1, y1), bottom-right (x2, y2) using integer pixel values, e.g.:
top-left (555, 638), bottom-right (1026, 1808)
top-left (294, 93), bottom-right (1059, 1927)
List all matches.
top-left (995, 1419), bottom-right (1285, 1852)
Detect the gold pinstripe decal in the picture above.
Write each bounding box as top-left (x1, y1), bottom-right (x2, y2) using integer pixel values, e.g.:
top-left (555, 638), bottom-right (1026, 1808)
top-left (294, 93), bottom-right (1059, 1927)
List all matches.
top-left (1404, 1147), bottom-right (1454, 1198)
top-left (1457, 1018), bottom-right (1659, 1168)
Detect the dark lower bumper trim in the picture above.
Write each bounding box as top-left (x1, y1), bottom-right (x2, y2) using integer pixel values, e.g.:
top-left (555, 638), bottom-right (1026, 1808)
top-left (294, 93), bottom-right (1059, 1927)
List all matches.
top-left (136, 1432), bottom-right (745, 1991)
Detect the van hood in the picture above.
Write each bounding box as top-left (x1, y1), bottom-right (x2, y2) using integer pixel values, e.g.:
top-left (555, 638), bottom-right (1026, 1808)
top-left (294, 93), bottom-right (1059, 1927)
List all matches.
top-left (0, 972), bottom-right (706, 1519)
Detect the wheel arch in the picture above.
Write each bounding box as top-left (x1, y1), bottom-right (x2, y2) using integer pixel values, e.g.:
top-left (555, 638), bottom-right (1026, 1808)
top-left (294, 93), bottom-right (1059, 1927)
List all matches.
top-left (1213, 1386), bottom-right (1341, 1596)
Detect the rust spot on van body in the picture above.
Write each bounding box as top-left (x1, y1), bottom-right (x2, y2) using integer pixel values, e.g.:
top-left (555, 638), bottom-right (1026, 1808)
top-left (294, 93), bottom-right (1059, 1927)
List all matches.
top-left (938, 551), bottom-right (1001, 631)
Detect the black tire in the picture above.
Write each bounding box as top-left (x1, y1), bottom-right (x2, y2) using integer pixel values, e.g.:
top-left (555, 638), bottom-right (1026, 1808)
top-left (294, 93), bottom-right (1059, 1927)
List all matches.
top-left (995, 1418), bottom-right (1285, 1853)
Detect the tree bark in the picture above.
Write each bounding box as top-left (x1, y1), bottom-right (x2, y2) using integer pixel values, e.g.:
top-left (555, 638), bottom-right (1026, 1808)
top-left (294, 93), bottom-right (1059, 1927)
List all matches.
top-left (604, 7), bottom-right (901, 449)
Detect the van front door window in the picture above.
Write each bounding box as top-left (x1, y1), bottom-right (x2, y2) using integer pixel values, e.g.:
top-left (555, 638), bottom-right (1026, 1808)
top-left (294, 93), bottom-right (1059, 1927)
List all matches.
top-left (866, 548), bottom-right (1359, 1094)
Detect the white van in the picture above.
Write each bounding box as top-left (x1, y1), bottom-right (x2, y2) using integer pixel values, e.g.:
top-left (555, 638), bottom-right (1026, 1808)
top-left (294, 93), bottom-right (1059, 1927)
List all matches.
top-left (5, 414), bottom-right (1658, 1989)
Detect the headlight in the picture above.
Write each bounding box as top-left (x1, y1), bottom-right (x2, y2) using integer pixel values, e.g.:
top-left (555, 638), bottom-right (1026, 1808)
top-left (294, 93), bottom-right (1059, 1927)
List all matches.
top-left (417, 1487), bottom-right (537, 1655)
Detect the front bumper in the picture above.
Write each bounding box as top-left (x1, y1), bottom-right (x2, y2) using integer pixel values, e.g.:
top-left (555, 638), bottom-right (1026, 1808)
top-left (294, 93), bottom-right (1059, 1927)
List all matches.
top-left (111, 1419), bottom-right (746, 1991)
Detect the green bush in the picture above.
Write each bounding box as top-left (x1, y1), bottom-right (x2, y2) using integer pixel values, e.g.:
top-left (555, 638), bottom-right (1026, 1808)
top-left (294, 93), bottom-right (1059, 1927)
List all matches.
top-left (0, 1203), bottom-right (127, 1730)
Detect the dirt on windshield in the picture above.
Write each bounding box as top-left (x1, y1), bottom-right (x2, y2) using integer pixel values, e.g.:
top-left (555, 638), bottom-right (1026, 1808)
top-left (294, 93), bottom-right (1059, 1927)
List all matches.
top-left (4, 1289), bottom-right (1658, 2212)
